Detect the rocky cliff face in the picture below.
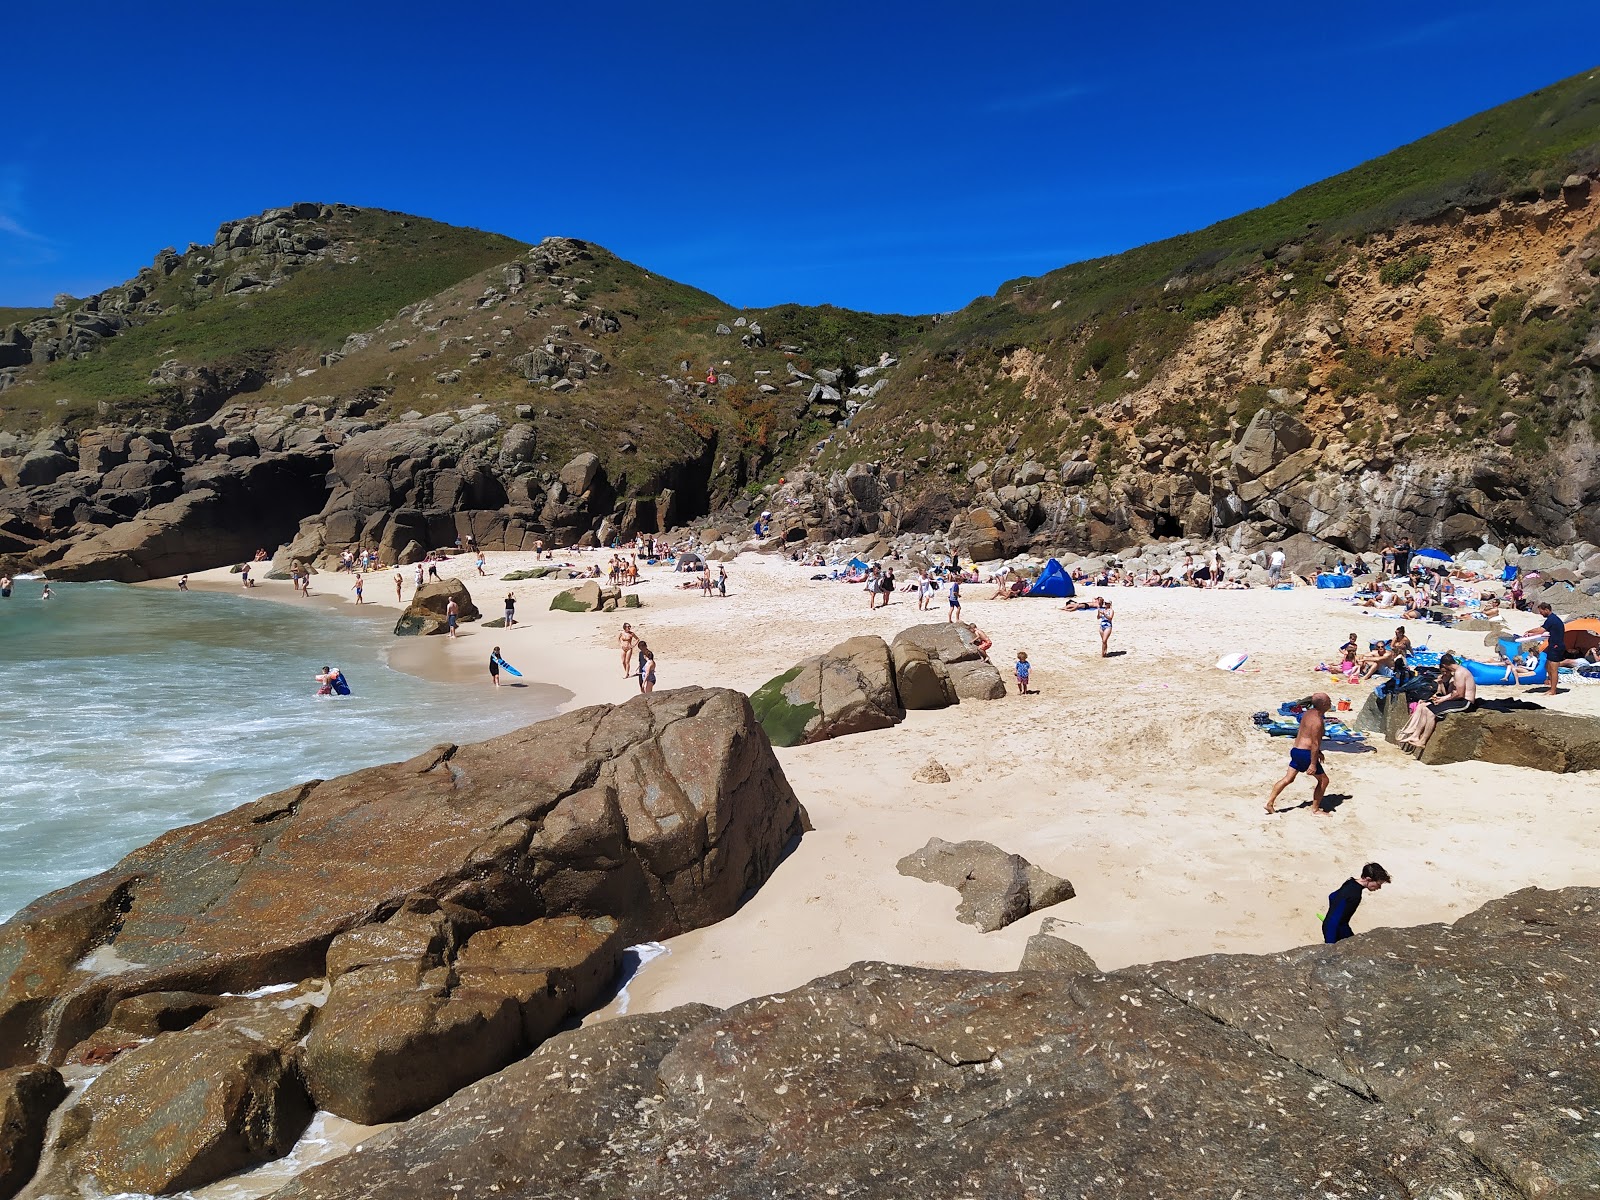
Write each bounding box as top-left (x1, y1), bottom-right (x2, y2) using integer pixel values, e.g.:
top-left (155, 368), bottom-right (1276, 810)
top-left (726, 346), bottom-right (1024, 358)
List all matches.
top-left (274, 886), bottom-right (1600, 1199)
top-left (782, 178), bottom-right (1600, 556)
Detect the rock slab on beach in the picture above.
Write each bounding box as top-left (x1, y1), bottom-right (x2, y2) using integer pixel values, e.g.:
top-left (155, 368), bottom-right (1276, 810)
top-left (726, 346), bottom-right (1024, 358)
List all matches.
top-left (749, 634), bottom-right (904, 747)
top-left (0, 687), bottom-right (806, 1194)
top-left (393, 576), bottom-right (480, 635)
top-left (896, 837), bottom-right (1075, 932)
top-left (890, 622), bottom-right (1007, 707)
top-left (1417, 704), bottom-right (1600, 771)
top-left (275, 887), bottom-right (1600, 1199)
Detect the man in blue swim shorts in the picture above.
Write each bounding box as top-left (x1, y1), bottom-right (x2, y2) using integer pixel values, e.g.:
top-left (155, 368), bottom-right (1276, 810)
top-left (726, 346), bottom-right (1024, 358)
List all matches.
top-left (1266, 692), bottom-right (1330, 815)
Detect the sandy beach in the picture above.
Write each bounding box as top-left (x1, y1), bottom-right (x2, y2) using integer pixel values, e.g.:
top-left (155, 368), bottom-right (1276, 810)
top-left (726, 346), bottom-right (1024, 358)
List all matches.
top-left (173, 548), bottom-right (1600, 1020)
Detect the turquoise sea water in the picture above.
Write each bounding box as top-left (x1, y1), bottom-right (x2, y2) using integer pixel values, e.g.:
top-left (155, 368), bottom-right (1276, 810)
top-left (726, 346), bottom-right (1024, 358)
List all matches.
top-left (0, 581), bottom-right (559, 922)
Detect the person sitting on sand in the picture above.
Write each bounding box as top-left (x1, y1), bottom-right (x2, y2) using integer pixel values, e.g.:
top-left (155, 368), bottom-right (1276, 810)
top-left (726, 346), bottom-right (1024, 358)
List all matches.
top-left (1357, 626), bottom-right (1412, 680)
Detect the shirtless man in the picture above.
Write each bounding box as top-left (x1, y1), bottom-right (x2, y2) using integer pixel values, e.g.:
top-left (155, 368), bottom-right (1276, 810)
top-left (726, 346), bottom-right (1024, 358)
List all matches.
top-left (1431, 653), bottom-right (1478, 714)
top-left (619, 622), bottom-right (638, 677)
top-left (1266, 693), bottom-right (1331, 815)
top-left (1358, 626), bottom-right (1412, 680)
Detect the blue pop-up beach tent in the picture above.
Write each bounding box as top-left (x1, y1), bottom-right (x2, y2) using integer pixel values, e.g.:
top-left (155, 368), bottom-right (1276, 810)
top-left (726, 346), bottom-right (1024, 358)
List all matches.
top-left (1027, 558), bottom-right (1076, 598)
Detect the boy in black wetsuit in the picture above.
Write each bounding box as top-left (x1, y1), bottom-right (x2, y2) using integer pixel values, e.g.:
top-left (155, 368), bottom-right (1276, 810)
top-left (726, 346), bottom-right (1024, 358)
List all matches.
top-left (1323, 863), bottom-right (1391, 943)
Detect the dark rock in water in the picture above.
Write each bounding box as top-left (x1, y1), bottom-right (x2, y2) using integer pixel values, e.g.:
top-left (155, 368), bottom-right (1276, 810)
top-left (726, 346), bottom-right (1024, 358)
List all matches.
top-left (393, 577), bottom-right (479, 635)
top-left (749, 635), bottom-right (903, 747)
top-left (1018, 916), bottom-right (1098, 972)
top-left (0, 687), bottom-right (806, 1084)
top-left (59, 1025), bottom-right (311, 1195)
top-left (276, 888), bottom-right (1600, 1198)
top-left (896, 837), bottom-right (1074, 932)
top-left (1417, 703), bottom-right (1600, 771)
top-left (0, 1065), bottom-right (65, 1200)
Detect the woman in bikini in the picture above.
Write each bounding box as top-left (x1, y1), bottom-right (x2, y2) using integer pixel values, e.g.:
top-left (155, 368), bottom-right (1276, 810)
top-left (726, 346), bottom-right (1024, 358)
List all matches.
top-left (1096, 597), bottom-right (1114, 657)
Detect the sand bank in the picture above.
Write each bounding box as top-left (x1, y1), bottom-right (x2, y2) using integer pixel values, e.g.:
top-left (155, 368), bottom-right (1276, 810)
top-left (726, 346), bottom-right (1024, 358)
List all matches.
top-left (176, 548), bottom-right (1600, 1021)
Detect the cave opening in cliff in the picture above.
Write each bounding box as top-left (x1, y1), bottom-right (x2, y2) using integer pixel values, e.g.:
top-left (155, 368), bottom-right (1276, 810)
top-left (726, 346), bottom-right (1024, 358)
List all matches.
top-left (1151, 513), bottom-right (1182, 539)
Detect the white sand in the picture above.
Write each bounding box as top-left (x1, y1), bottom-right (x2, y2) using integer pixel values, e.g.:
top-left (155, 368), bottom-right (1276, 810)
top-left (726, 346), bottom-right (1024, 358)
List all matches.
top-left (175, 549), bottom-right (1600, 1019)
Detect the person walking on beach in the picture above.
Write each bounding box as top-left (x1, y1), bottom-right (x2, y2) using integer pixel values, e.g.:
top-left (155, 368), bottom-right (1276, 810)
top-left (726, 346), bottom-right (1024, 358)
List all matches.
top-left (241, 563), bottom-right (253, 588)
top-left (717, 565), bottom-right (728, 597)
top-left (620, 622), bottom-right (638, 676)
top-left (1322, 863), bottom-right (1391, 943)
top-left (177, 575), bottom-right (188, 592)
top-left (504, 593), bottom-right (517, 628)
top-left (476, 552), bottom-right (487, 578)
top-left (636, 640), bottom-right (656, 693)
top-left (445, 597), bottom-right (459, 638)
top-left (1014, 650), bottom-right (1033, 695)
top-left (415, 564), bottom-right (425, 590)
top-left (1095, 597), bottom-right (1114, 657)
top-left (352, 574), bottom-right (365, 605)
top-left (489, 646), bottom-right (503, 687)
top-left (1267, 547), bottom-right (1285, 586)
top-left (1266, 693), bottom-right (1330, 815)
top-left (947, 578), bottom-right (962, 623)
top-left (394, 572), bottom-right (403, 602)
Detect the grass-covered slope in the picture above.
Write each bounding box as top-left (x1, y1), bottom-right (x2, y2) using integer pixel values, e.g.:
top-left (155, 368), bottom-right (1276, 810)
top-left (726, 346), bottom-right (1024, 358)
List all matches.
top-left (825, 66), bottom-right (1600, 482)
top-left (1, 207), bottom-right (523, 429)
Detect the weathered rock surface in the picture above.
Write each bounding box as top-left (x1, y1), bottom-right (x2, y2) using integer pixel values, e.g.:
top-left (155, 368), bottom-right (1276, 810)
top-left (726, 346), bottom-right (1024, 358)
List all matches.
top-left (549, 580), bottom-right (625, 612)
top-left (890, 622), bottom-right (1007, 706)
top-left (749, 635), bottom-right (904, 747)
top-left (393, 577), bottom-right (479, 635)
top-left (0, 687), bottom-right (806, 1084)
top-left (896, 837), bottom-right (1075, 932)
top-left (0, 1066), bottom-right (64, 1200)
top-left (1018, 916), bottom-right (1099, 972)
top-left (1416, 703), bottom-right (1600, 771)
top-left (276, 887), bottom-right (1600, 1199)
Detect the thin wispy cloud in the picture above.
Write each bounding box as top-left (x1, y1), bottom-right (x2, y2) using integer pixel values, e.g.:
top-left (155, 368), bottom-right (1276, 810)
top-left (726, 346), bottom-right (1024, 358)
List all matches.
top-left (983, 83), bottom-right (1092, 114)
top-left (1364, 16), bottom-right (1466, 53)
top-left (0, 164), bottom-right (48, 243)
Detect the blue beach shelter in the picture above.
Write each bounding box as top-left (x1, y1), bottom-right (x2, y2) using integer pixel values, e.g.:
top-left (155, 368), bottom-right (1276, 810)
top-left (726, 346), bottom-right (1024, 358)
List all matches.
top-left (1027, 558), bottom-right (1076, 598)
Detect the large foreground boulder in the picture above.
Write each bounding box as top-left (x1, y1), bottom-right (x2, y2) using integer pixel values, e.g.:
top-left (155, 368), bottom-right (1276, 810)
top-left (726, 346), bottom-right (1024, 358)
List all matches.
top-left (896, 837), bottom-right (1074, 932)
top-left (0, 686), bottom-right (806, 1085)
top-left (1417, 703), bottom-right (1600, 771)
top-left (277, 887), bottom-right (1600, 1199)
top-left (749, 635), bottom-right (904, 747)
top-left (393, 577), bottom-right (480, 635)
top-left (889, 623), bottom-right (1006, 706)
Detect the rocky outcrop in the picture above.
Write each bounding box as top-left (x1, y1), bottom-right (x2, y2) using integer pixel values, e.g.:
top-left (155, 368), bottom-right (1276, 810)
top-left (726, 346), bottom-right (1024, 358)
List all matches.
top-left (1414, 703), bottom-right (1600, 771)
top-left (0, 1066), bottom-right (64, 1200)
top-left (394, 578), bottom-right (480, 635)
top-left (896, 838), bottom-right (1075, 932)
top-left (889, 623), bottom-right (1007, 706)
top-left (1018, 916), bottom-right (1099, 972)
top-left (0, 688), bottom-right (806, 1195)
top-left (549, 580), bottom-right (635, 612)
top-left (275, 886), bottom-right (1600, 1199)
top-left (749, 635), bottom-right (904, 747)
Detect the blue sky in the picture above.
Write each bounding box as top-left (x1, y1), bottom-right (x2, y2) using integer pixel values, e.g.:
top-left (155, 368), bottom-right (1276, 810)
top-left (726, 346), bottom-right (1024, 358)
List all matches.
top-left (1, 2), bottom-right (1594, 314)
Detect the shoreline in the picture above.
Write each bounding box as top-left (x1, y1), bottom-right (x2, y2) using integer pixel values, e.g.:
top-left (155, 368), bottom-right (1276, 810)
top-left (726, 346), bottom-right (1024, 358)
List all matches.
top-left (162, 548), bottom-right (1600, 1021)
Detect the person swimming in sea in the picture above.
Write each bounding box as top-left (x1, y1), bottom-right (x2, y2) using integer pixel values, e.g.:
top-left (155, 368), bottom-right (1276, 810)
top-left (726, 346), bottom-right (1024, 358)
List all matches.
top-left (315, 666), bottom-right (349, 696)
